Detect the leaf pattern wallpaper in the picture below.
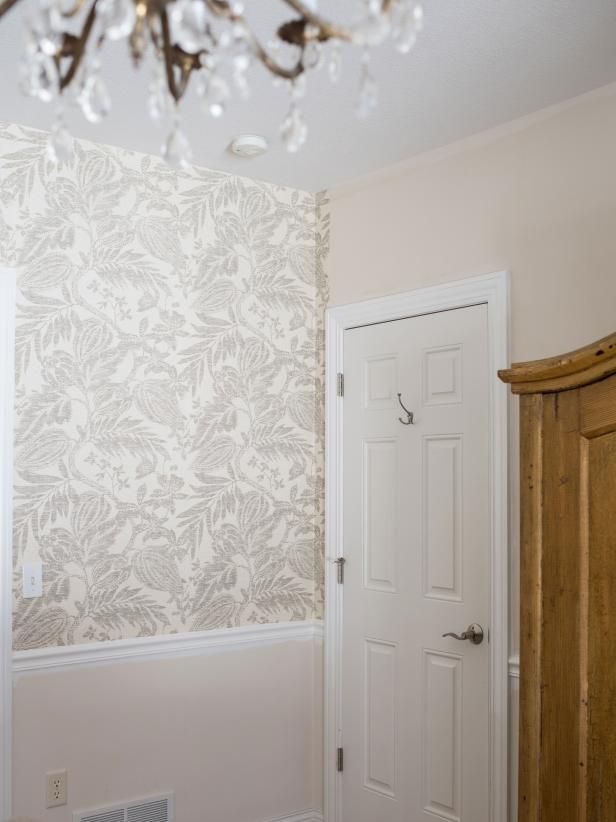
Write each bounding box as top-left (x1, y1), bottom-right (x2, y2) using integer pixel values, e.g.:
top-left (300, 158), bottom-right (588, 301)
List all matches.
top-left (0, 122), bottom-right (328, 650)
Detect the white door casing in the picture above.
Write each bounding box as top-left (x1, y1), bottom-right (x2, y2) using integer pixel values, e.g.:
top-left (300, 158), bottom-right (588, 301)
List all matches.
top-left (342, 305), bottom-right (490, 821)
top-left (0, 267), bottom-right (16, 821)
top-left (324, 271), bottom-right (509, 822)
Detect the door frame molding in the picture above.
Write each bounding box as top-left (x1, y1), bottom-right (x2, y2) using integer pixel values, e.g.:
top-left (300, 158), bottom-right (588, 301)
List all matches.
top-left (0, 267), bottom-right (16, 821)
top-left (324, 270), bottom-right (510, 822)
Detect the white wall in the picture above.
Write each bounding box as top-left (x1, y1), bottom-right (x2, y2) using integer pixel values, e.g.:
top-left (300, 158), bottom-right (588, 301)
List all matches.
top-left (12, 637), bottom-right (323, 822)
top-left (327, 82), bottom-right (616, 821)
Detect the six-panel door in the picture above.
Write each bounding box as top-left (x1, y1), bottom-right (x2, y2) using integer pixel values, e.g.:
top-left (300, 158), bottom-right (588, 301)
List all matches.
top-left (342, 304), bottom-right (491, 822)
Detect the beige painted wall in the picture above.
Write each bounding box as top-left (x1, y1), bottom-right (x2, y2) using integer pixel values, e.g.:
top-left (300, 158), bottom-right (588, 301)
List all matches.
top-left (327, 81), bottom-right (616, 822)
top-left (328, 83), bottom-right (616, 364)
top-left (12, 639), bottom-right (323, 822)
top-left (327, 82), bottom-right (616, 821)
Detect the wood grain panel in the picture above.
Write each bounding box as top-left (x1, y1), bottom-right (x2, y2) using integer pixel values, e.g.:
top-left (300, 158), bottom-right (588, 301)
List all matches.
top-left (539, 390), bottom-right (583, 822)
top-left (581, 373), bottom-right (616, 438)
top-left (517, 394), bottom-right (543, 822)
top-left (587, 430), bottom-right (616, 820)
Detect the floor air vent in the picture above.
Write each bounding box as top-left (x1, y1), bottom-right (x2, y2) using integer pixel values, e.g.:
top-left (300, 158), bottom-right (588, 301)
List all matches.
top-left (74, 793), bottom-right (173, 822)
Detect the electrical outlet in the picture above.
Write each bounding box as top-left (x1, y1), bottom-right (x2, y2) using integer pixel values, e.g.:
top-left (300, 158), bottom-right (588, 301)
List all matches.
top-left (46, 769), bottom-right (67, 808)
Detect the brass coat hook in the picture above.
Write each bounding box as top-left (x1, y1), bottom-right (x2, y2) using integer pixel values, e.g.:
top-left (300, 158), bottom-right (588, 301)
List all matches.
top-left (397, 393), bottom-right (414, 425)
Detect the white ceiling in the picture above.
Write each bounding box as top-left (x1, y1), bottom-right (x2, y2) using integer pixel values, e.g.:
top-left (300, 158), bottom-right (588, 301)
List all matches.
top-left (1, 0), bottom-right (616, 191)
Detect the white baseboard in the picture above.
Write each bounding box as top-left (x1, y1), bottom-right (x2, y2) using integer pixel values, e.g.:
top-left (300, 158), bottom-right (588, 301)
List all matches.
top-left (266, 812), bottom-right (323, 822)
top-left (13, 619), bottom-right (324, 676)
top-left (508, 655), bottom-right (520, 679)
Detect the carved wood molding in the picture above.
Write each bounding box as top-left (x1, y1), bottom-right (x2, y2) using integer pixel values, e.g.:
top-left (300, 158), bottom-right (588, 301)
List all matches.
top-left (499, 332), bottom-right (616, 394)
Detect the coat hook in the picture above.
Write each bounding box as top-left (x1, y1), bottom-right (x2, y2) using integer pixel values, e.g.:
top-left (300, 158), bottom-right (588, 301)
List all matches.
top-left (397, 393), bottom-right (414, 425)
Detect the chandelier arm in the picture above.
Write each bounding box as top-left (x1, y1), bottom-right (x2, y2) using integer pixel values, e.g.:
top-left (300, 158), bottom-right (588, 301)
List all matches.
top-left (160, 7), bottom-right (188, 103)
top-left (253, 40), bottom-right (303, 81)
top-left (281, 0), bottom-right (400, 41)
top-left (0, 0), bottom-right (23, 20)
top-left (280, 0), bottom-right (353, 42)
top-left (58, 0), bottom-right (98, 91)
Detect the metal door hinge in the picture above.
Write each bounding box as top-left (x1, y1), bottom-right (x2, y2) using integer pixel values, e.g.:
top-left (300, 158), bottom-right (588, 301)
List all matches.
top-left (335, 557), bottom-right (346, 584)
top-left (337, 747), bottom-right (344, 772)
top-left (337, 372), bottom-right (344, 397)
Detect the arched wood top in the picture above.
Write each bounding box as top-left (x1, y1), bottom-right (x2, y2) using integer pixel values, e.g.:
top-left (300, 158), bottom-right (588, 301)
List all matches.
top-left (498, 332), bottom-right (616, 394)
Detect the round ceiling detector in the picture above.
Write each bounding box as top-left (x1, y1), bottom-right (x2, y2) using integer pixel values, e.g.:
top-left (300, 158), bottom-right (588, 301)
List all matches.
top-left (229, 134), bottom-right (269, 158)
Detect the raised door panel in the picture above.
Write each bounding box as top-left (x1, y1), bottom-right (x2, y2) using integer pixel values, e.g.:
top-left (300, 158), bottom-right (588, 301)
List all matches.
top-left (423, 345), bottom-right (463, 406)
top-left (422, 650), bottom-right (462, 821)
top-left (364, 355), bottom-right (398, 409)
top-left (364, 639), bottom-right (398, 798)
top-left (423, 436), bottom-right (462, 602)
top-left (363, 438), bottom-right (398, 593)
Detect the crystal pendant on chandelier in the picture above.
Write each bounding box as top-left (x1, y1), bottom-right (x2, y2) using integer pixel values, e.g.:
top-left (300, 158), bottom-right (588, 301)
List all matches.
top-left (232, 52), bottom-right (251, 99)
top-left (197, 69), bottom-right (230, 118)
top-left (356, 51), bottom-right (378, 119)
top-left (97, 0), bottom-right (136, 41)
top-left (328, 41), bottom-right (342, 84)
top-left (280, 102), bottom-right (307, 153)
top-left (30, 4), bottom-right (62, 56)
top-left (351, 1), bottom-right (391, 47)
top-left (47, 105), bottom-right (73, 164)
top-left (302, 25), bottom-right (323, 71)
top-left (22, 50), bottom-right (58, 102)
top-left (78, 63), bottom-right (112, 123)
top-left (162, 114), bottom-right (193, 169)
top-left (393, 1), bottom-right (424, 54)
top-left (169, 0), bottom-right (210, 54)
top-left (148, 63), bottom-right (171, 122)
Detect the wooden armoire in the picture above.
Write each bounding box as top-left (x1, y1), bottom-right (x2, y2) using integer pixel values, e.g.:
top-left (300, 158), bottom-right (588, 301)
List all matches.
top-left (499, 333), bottom-right (616, 822)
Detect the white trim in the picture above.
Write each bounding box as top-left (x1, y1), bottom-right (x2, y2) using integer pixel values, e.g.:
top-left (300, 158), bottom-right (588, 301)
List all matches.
top-left (0, 268), bottom-right (16, 822)
top-left (508, 656), bottom-right (520, 679)
top-left (324, 271), bottom-right (510, 822)
top-left (265, 812), bottom-right (323, 822)
top-left (13, 619), bottom-right (324, 675)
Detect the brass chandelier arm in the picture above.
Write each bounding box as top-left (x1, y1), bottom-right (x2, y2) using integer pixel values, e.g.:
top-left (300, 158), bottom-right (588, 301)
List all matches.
top-left (281, 0), bottom-right (399, 42)
top-left (160, 6), bottom-right (195, 103)
top-left (252, 38), bottom-right (303, 82)
top-left (0, 0), bottom-right (23, 20)
top-left (281, 0), bottom-right (354, 42)
top-left (57, 0), bottom-right (99, 90)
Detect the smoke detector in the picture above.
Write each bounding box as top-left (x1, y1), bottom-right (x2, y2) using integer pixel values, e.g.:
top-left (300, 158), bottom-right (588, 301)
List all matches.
top-left (228, 134), bottom-right (268, 158)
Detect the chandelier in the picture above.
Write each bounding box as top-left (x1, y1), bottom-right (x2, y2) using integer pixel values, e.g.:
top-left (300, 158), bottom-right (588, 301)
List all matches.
top-left (0, 0), bottom-right (425, 167)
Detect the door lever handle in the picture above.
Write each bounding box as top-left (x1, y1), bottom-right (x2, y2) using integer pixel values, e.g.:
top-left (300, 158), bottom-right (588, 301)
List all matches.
top-left (442, 623), bottom-right (484, 645)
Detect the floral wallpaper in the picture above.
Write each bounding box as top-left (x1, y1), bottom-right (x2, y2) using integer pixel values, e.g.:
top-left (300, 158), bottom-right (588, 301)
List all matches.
top-left (0, 122), bottom-right (328, 650)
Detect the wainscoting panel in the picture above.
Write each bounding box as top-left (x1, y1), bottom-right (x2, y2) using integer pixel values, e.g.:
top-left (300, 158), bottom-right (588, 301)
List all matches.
top-left (12, 632), bottom-right (324, 822)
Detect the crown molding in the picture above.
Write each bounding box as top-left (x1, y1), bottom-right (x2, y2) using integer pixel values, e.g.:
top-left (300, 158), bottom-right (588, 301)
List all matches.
top-left (330, 81), bottom-right (616, 200)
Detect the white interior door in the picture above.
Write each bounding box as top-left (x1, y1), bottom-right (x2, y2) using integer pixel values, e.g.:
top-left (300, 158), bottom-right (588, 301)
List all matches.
top-left (341, 303), bottom-right (491, 822)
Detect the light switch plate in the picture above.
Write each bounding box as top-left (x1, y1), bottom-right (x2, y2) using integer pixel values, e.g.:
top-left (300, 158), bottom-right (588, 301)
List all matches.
top-left (22, 561), bottom-right (42, 598)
